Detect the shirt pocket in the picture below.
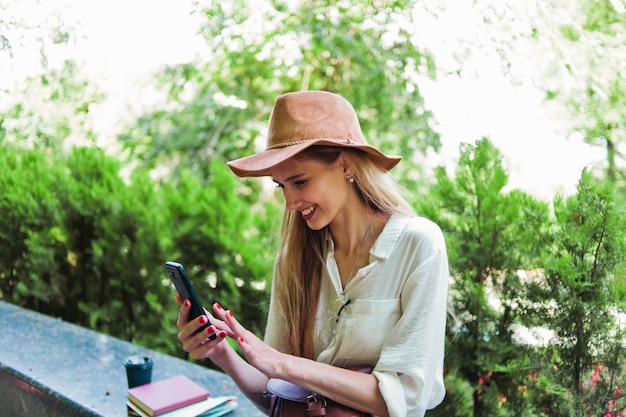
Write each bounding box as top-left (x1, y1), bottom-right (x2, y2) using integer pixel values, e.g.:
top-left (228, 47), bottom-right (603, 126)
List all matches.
top-left (335, 298), bottom-right (401, 363)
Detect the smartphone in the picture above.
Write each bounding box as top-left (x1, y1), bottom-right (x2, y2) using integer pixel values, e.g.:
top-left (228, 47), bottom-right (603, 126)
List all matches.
top-left (165, 261), bottom-right (215, 339)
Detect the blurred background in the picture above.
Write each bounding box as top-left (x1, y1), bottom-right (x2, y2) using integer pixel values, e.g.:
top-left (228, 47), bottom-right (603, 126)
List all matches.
top-left (1, 1), bottom-right (625, 416)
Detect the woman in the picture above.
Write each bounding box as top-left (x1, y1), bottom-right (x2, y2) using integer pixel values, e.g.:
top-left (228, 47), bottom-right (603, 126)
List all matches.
top-left (175, 91), bottom-right (449, 417)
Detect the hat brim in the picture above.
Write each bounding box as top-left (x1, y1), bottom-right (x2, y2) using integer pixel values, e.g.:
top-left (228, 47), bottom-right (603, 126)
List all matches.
top-left (227, 138), bottom-right (401, 178)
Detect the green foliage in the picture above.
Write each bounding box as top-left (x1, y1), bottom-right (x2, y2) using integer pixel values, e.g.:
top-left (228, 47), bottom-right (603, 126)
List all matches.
top-left (421, 138), bottom-right (549, 272)
top-left (417, 138), bottom-right (552, 416)
top-left (582, 0), bottom-right (626, 34)
top-left (120, 0), bottom-right (440, 196)
top-left (0, 144), bottom-right (65, 307)
top-left (554, 0), bottom-right (626, 188)
top-left (426, 372), bottom-right (473, 417)
top-left (525, 169), bottom-right (626, 416)
top-left (0, 144), bottom-right (176, 349)
top-left (419, 139), bottom-right (626, 416)
top-left (0, 60), bottom-right (102, 152)
top-left (160, 158), bottom-right (278, 336)
top-left (60, 147), bottom-right (175, 345)
top-left (0, 142), bottom-right (275, 358)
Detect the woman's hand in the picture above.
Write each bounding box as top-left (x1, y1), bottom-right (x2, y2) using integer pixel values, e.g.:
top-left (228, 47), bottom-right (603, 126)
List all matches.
top-left (215, 304), bottom-right (287, 379)
top-left (175, 293), bottom-right (234, 361)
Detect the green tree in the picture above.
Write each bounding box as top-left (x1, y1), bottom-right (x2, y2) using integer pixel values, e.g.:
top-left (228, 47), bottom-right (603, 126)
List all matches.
top-left (420, 138), bottom-right (551, 417)
top-left (562, 0), bottom-right (626, 194)
top-left (0, 1), bottom-right (102, 155)
top-left (521, 0), bottom-right (626, 201)
top-left (525, 170), bottom-right (626, 417)
top-left (411, 0), bottom-right (626, 204)
top-left (0, 144), bottom-right (66, 306)
top-left (58, 147), bottom-right (171, 341)
top-left (160, 158), bottom-right (280, 337)
top-left (0, 143), bottom-right (183, 353)
top-left (120, 0), bottom-right (440, 194)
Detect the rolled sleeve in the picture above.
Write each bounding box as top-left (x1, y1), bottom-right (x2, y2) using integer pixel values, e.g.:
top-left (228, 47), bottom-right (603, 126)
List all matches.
top-left (374, 370), bottom-right (409, 417)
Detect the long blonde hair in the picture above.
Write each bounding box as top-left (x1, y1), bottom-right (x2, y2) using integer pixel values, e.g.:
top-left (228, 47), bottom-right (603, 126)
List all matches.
top-left (273, 146), bottom-right (414, 358)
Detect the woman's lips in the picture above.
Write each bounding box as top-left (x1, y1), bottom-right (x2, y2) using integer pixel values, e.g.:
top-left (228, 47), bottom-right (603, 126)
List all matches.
top-left (301, 205), bottom-right (316, 221)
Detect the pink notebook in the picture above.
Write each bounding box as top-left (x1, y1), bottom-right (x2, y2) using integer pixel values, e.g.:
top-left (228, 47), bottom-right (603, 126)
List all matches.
top-left (128, 375), bottom-right (210, 416)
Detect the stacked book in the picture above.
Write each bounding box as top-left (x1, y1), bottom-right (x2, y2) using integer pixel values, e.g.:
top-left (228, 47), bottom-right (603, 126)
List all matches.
top-left (127, 375), bottom-right (238, 417)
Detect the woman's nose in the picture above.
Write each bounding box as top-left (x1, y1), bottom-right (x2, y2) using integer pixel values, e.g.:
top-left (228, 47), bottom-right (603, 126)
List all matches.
top-left (283, 188), bottom-right (300, 211)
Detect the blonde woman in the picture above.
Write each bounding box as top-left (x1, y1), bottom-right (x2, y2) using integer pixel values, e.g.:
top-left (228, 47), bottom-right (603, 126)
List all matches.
top-left (176, 91), bottom-right (449, 417)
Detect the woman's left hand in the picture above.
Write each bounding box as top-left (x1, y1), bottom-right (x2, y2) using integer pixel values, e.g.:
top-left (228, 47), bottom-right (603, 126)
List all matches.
top-left (213, 304), bottom-right (286, 378)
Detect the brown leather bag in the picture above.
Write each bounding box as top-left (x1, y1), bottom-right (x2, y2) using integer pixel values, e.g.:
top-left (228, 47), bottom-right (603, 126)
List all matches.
top-left (266, 367), bottom-right (373, 417)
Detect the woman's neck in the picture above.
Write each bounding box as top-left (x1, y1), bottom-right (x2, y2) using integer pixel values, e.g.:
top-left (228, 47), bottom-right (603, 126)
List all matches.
top-left (330, 205), bottom-right (389, 287)
top-left (329, 205), bottom-right (377, 257)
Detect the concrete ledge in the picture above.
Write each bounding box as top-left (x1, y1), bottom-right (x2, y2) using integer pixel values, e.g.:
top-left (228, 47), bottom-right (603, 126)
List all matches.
top-left (0, 301), bottom-right (264, 417)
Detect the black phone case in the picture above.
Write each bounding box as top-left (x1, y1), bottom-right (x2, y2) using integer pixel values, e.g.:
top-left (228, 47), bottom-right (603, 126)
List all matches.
top-left (165, 261), bottom-right (215, 339)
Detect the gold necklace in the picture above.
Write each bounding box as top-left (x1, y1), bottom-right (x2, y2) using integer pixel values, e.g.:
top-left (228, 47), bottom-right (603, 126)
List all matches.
top-left (344, 212), bottom-right (376, 283)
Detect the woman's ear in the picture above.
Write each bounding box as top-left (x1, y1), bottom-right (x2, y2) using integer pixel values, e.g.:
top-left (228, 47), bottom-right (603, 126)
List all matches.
top-left (338, 152), bottom-right (351, 174)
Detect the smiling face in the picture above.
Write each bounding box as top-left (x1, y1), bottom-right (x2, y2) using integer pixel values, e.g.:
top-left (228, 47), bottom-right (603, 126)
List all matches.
top-left (271, 152), bottom-right (353, 231)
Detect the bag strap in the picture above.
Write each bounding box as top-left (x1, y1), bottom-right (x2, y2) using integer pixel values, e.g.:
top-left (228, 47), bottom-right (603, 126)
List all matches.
top-left (306, 393), bottom-right (327, 417)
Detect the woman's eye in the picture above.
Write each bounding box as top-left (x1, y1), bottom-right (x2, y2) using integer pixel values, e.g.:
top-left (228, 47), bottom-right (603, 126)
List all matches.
top-left (273, 178), bottom-right (307, 189)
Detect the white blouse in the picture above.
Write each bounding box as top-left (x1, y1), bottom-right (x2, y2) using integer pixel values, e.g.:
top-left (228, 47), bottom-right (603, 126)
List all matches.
top-left (265, 213), bottom-right (449, 417)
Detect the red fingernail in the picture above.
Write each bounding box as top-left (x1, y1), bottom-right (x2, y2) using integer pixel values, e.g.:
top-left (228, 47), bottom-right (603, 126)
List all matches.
top-left (228, 310), bottom-right (233, 317)
top-left (215, 303), bottom-right (222, 310)
top-left (219, 331), bottom-right (227, 338)
top-left (199, 315), bottom-right (207, 324)
top-left (184, 300), bottom-right (191, 307)
top-left (238, 337), bottom-right (244, 343)
top-left (207, 326), bottom-right (215, 334)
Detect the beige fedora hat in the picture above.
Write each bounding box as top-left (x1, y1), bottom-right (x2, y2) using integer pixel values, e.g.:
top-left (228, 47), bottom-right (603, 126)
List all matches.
top-left (227, 91), bottom-right (401, 177)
